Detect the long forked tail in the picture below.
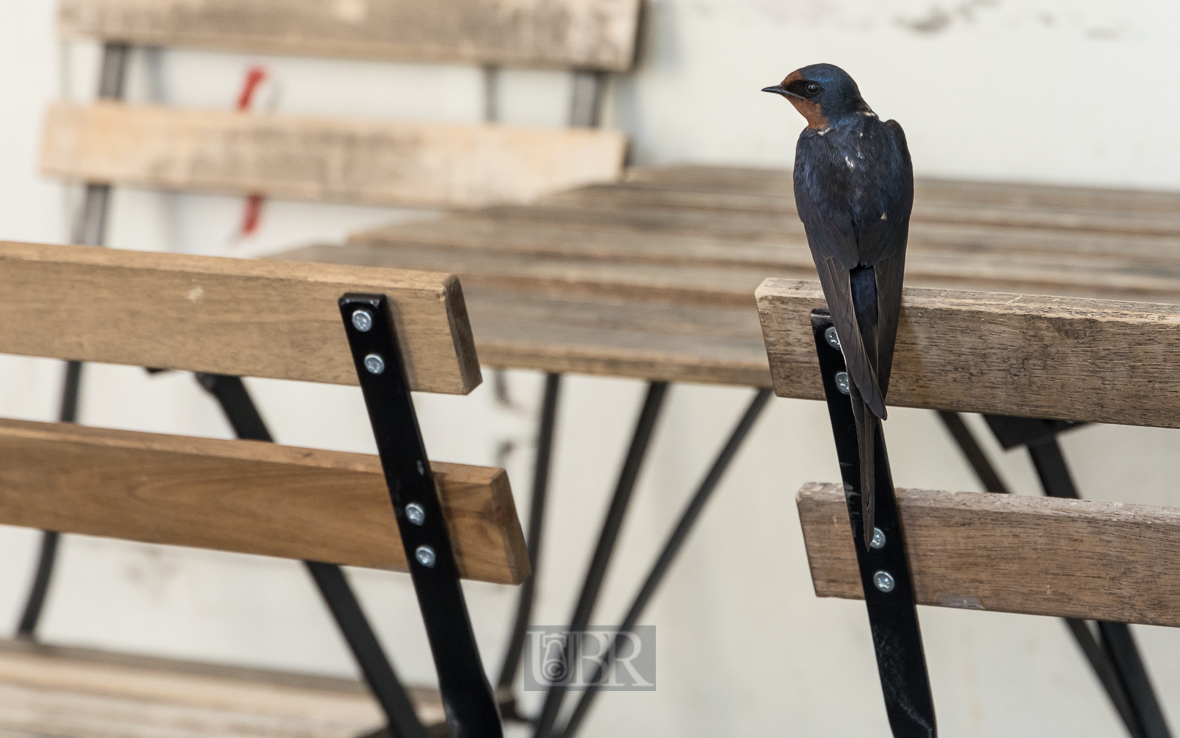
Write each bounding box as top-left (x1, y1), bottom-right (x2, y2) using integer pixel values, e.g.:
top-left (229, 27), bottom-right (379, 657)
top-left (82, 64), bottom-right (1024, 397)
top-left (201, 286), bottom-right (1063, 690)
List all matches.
top-left (850, 387), bottom-right (876, 549)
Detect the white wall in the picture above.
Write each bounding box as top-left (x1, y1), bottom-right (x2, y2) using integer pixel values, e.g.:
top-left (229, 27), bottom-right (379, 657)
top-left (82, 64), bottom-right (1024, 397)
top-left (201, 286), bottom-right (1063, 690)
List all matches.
top-left (1, 1), bottom-right (1179, 736)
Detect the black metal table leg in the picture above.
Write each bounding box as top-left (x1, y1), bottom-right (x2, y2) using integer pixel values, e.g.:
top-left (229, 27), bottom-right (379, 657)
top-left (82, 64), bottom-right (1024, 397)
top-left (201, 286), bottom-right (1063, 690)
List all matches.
top-left (197, 372), bottom-right (430, 738)
top-left (18, 41), bottom-right (131, 642)
top-left (533, 381), bottom-right (669, 738)
top-left (557, 388), bottom-right (773, 738)
top-left (813, 311), bottom-right (936, 738)
top-left (497, 373), bottom-right (562, 717)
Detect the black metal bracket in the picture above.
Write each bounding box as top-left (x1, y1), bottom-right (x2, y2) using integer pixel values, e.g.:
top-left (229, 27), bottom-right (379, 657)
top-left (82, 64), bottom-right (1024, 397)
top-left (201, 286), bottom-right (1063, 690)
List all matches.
top-left (341, 293), bottom-right (503, 738)
top-left (812, 310), bottom-right (936, 738)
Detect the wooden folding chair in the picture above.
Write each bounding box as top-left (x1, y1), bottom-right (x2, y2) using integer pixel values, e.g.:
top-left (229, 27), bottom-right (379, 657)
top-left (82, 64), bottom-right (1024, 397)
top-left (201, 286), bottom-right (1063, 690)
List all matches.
top-left (0, 241), bottom-right (529, 738)
top-left (758, 280), bottom-right (1177, 738)
top-left (32, 4), bottom-right (640, 727)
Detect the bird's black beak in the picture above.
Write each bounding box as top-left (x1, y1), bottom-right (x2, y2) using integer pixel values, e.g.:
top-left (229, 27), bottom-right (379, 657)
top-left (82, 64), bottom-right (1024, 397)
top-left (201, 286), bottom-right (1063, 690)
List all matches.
top-left (763, 84), bottom-right (801, 99)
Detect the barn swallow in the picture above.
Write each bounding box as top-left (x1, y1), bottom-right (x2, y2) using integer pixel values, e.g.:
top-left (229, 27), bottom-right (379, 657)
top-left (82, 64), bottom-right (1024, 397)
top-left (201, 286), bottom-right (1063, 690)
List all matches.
top-left (764, 64), bottom-right (913, 547)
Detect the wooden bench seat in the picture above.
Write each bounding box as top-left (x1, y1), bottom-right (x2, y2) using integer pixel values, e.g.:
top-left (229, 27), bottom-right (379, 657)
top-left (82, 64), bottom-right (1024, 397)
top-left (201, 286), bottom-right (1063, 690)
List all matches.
top-left (796, 483), bottom-right (1180, 628)
top-left (0, 639), bottom-right (444, 737)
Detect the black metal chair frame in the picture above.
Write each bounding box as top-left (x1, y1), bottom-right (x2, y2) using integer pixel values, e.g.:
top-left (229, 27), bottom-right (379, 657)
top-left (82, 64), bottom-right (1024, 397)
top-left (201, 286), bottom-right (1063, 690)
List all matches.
top-left (810, 308), bottom-right (1171, 738)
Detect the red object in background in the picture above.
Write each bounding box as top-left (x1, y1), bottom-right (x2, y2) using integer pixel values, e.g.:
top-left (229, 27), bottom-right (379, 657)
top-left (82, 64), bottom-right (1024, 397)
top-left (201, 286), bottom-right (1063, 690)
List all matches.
top-left (237, 66), bottom-right (268, 238)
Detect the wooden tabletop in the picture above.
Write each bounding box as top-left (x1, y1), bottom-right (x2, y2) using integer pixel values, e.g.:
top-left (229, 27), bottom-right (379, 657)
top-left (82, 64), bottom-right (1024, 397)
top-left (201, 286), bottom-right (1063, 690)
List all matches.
top-left (277, 165), bottom-right (1180, 388)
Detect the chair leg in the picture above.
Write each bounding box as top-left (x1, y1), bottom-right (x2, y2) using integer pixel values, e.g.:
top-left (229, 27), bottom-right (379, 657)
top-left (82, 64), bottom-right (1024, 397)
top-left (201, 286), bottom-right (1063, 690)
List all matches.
top-left (1025, 438), bottom-right (1170, 738)
top-left (497, 373), bottom-right (562, 717)
top-left (812, 310), bottom-right (936, 738)
top-left (342, 294), bottom-right (503, 738)
top-left (17, 41), bottom-right (131, 640)
top-left (939, 411), bottom-right (1158, 737)
top-left (197, 372), bottom-right (431, 738)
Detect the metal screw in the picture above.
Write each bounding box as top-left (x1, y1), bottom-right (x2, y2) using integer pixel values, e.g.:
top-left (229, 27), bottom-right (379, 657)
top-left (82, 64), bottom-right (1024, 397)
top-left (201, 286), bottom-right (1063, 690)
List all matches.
top-left (834, 371), bottom-right (851, 395)
top-left (364, 354), bottom-right (385, 375)
top-left (351, 310), bottom-right (373, 332)
top-left (405, 503), bottom-right (425, 526)
top-left (415, 545), bottom-right (437, 568)
top-left (870, 528), bottom-right (886, 550)
top-left (873, 571), bottom-right (895, 593)
top-left (824, 326), bottom-right (841, 350)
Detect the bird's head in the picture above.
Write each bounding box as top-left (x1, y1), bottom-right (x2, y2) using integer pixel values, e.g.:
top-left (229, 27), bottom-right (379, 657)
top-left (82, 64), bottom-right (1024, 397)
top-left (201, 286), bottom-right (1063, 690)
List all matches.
top-left (763, 64), bottom-right (872, 130)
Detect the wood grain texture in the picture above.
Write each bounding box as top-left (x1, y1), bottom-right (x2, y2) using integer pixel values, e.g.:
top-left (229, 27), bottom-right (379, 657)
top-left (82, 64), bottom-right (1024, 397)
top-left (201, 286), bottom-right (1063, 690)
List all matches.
top-left (276, 248), bottom-right (775, 386)
top-left (59, 0), bottom-right (641, 71)
top-left (0, 640), bottom-right (445, 737)
top-left (797, 482), bottom-right (1180, 628)
top-left (0, 419), bottom-right (528, 585)
top-left (41, 103), bottom-right (628, 208)
top-left (0, 241), bottom-right (480, 394)
top-left (757, 279), bottom-right (1180, 427)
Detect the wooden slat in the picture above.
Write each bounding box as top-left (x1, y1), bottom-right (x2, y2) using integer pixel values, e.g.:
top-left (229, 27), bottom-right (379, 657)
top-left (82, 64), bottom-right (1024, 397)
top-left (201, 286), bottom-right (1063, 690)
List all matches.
top-left (59, 0), bottom-right (641, 71)
top-left (0, 241), bottom-right (480, 394)
top-left (0, 418), bottom-right (529, 585)
top-left (41, 103), bottom-right (628, 208)
top-left (338, 211), bottom-right (1180, 306)
top-left (756, 280), bottom-right (1180, 427)
top-left (797, 482), bottom-right (1180, 628)
top-left (0, 639), bottom-right (445, 737)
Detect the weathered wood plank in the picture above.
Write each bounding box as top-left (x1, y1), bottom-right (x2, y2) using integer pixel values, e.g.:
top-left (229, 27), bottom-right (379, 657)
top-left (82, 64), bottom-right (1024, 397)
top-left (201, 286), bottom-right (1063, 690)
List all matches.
top-left (797, 482), bottom-right (1180, 628)
top-left (0, 419), bottom-right (528, 585)
top-left (59, 0), bottom-right (642, 71)
top-left (0, 639), bottom-right (446, 737)
top-left (0, 241), bottom-right (480, 394)
top-left (337, 213), bottom-right (1180, 306)
top-left (559, 175), bottom-right (1180, 238)
top-left (756, 280), bottom-right (1180, 427)
top-left (41, 103), bottom-right (628, 208)
top-left (624, 165), bottom-right (1180, 216)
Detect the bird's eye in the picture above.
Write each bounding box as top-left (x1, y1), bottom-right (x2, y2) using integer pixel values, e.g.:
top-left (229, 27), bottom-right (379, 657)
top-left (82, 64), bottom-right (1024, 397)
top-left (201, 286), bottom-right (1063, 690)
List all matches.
top-left (806, 82), bottom-right (822, 95)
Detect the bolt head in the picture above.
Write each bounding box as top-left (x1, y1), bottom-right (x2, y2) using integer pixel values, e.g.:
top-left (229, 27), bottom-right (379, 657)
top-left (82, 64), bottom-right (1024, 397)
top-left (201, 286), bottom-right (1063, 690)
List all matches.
top-left (824, 326), bottom-right (841, 350)
top-left (873, 571), bottom-right (895, 593)
top-left (405, 503), bottom-right (426, 526)
top-left (364, 354), bottom-right (385, 375)
top-left (834, 371), bottom-right (851, 395)
top-left (351, 310), bottom-right (373, 332)
top-left (415, 545), bottom-right (437, 568)
top-left (870, 527), bottom-right (886, 550)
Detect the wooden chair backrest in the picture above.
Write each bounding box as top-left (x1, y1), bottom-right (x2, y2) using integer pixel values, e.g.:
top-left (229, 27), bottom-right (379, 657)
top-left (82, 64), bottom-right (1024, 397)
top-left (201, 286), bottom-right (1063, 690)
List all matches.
top-left (0, 242), bottom-right (529, 584)
top-left (59, 0), bottom-right (642, 71)
top-left (756, 279), bottom-right (1180, 428)
top-left (44, 0), bottom-right (640, 208)
top-left (0, 241), bottom-right (480, 393)
top-left (761, 280), bottom-right (1180, 625)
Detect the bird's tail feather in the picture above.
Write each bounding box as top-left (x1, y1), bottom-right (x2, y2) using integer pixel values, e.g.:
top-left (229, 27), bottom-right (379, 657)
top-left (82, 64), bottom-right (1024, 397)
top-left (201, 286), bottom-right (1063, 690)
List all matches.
top-left (851, 388), bottom-right (876, 549)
